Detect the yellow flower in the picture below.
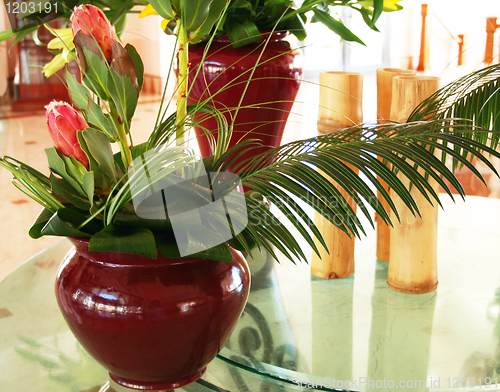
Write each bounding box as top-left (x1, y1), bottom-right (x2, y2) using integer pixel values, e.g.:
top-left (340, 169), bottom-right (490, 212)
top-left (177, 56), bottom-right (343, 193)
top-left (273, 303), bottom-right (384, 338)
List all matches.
top-left (42, 51), bottom-right (75, 78)
top-left (42, 26), bottom-right (75, 77)
top-left (46, 27), bottom-right (74, 51)
top-left (139, 4), bottom-right (172, 33)
top-left (357, 0), bottom-right (403, 12)
top-left (139, 4), bottom-right (158, 18)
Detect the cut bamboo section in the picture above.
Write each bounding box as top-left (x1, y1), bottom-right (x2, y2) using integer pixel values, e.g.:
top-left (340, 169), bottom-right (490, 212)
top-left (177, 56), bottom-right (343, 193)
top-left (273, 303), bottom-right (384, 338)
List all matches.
top-left (312, 72), bottom-right (363, 279)
top-left (387, 75), bottom-right (440, 294)
top-left (375, 68), bottom-right (416, 264)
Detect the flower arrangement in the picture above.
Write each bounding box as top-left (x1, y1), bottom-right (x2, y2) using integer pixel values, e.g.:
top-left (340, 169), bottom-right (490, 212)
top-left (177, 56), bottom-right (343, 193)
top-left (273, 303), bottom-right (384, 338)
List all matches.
top-left (1, 0), bottom-right (402, 76)
top-left (142, 0), bottom-right (403, 48)
top-left (1, 2), bottom-right (499, 264)
top-left (0, 1), bottom-right (147, 77)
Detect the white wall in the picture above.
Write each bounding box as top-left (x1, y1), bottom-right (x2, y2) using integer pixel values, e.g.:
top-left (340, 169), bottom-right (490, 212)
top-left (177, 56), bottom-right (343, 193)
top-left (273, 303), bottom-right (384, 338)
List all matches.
top-left (121, 8), bottom-right (176, 93)
top-left (390, 0), bottom-right (499, 80)
top-left (301, 0), bottom-right (500, 82)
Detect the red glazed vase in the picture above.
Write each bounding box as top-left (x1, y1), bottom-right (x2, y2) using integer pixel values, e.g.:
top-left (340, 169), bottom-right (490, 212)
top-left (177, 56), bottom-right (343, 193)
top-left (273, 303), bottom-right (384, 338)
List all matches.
top-left (55, 237), bottom-right (250, 391)
top-left (186, 32), bottom-right (303, 172)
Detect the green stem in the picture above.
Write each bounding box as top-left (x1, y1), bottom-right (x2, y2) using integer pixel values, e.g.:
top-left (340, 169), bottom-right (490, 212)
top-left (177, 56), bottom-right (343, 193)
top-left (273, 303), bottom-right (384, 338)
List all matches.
top-left (77, 203), bottom-right (107, 230)
top-left (176, 21), bottom-right (189, 146)
top-left (110, 101), bottom-right (133, 167)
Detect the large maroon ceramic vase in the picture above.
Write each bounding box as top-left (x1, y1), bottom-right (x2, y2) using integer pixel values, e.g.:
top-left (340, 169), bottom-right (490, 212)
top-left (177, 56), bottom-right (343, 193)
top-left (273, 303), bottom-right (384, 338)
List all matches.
top-left (55, 237), bottom-right (250, 391)
top-left (187, 32), bottom-right (303, 172)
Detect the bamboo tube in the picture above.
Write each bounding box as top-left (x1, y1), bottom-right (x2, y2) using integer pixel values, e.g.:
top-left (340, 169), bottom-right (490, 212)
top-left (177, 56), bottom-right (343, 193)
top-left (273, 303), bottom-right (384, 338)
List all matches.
top-left (375, 68), bottom-right (416, 264)
top-left (311, 72), bottom-right (363, 279)
top-left (387, 75), bottom-right (440, 294)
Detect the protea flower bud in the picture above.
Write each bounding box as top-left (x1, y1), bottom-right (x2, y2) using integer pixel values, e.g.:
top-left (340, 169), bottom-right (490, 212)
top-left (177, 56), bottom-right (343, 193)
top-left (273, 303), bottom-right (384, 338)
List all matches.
top-left (71, 4), bottom-right (118, 63)
top-left (46, 101), bottom-right (89, 168)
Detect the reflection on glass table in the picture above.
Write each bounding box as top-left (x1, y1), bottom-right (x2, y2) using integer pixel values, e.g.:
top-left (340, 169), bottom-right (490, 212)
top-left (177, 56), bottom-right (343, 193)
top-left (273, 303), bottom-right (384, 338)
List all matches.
top-left (0, 241), bottom-right (323, 392)
top-left (1, 196), bottom-right (500, 391)
top-left (221, 196), bottom-right (500, 391)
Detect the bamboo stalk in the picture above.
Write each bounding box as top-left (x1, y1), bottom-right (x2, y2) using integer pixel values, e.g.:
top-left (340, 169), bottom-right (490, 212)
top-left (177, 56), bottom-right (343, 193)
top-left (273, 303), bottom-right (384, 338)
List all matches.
top-left (375, 68), bottom-right (416, 264)
top-left (175, 22), bottom-right (189, 146)
top-left (387, 75), bottom-right (440, 294)
top-left (311, 72), bottom-right (363, 279)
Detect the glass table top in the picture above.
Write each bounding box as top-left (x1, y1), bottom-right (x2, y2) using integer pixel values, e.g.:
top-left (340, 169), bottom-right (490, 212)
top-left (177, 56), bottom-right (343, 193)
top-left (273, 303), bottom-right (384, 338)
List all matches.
top-left (1, 196), bottom-right (500, 391)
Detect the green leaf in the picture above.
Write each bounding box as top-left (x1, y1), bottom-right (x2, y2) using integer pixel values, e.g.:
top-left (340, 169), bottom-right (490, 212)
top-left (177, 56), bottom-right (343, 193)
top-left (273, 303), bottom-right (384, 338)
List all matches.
top-left (0, 29), bottom-right (16, 41)
top-left (188, 0), bottom-right (229, 44)
top-left (66, 71), bottom-right (92, 110)
top-left (11, 24), bottom-right (39, 46)
top-left (190, 241), bottom-right (233, 262)
top-left (49, 373), bottom-right (75, 384)
top-left (110, 0), bottom-right (134, 25)
top-left (181, 0), bottom-right (212, 31)
top-left (155, 232), bottom-right (233, 262)
top-left (29, 208), bottom-right (54, 239)
top-left (17, 335), bottom-right (42, 347)
top-left (82, 172), bottom-right (95, 205)
top-left (78, 128), bottom-right (117, 189)
top-left (14, 347), bottom-right (59, 369)
top-left (113, 150), bottom-right (126, 175)
top-left (312, 8), bottom-right (365, 45)
top-left (87, 101), bottom-right (118, 142)
top-left (89, 225), bottom-right (158, 259)
top-left (125, 44), bottom-right (144, 92)
top-left (282, 11), bottom-right (307, 41)
top-left (57, 207), bottom-right (102, 234)
top-left (64, 155), bottom-right (88, 185)
top-left (155, 233), bottom-right (181, 258)
top-left (113, 203), bottom-right (173, 231)
top-left (371, 0), bottom-right (384, 27)
top-left (130, 142), bottom-right (150, 161)
top-left (50, 173), bottom-right (91, 210)
top-left (226, 20), bottom-right (262, 48)
top-left (148, 0), bottom-right (175, 20)
top-left (41, 210), bottom-right (92, 238)
top-left (107, 69), bottom-right (139, 121)
top-left (45, 148), bottom-right (86, 197)
top-left (81, 45), bottom-right (109, 99)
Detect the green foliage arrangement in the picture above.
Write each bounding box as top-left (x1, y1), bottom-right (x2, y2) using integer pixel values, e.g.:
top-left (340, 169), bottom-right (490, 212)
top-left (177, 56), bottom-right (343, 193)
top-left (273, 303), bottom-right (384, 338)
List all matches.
top-left (0, 2), bottom-right (499, 264)
top-left (214, 0), bottom-right (404, 48)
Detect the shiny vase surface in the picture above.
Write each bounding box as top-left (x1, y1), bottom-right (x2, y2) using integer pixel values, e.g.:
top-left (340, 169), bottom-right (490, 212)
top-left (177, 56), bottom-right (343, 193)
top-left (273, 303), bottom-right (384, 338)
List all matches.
top-left (55, 237), bottom-right (250, 391)
top-left (186, 33), bottom-right (303, 171)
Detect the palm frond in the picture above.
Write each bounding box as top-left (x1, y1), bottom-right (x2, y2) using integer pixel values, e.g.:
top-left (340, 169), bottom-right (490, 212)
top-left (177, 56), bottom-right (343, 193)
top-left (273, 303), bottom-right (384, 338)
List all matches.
top-left (227, 120), bottom-right (500, 261)
top-left (409, 64), bottom-right (500, 127)
top-left (409, 64), bottom-right (500, 158)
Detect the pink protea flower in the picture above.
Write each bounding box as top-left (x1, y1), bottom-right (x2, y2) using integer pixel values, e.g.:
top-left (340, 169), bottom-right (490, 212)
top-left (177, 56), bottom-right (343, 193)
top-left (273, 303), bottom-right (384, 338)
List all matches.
top-left (46, 101), bottom-right (89, 168)
top-left (71, 4), bottom-right (118, 63)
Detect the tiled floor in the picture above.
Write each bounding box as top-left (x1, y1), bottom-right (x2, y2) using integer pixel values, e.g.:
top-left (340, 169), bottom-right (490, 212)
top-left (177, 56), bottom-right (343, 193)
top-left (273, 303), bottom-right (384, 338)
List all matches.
top-left (1, 74), bottom-right (499, 283)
